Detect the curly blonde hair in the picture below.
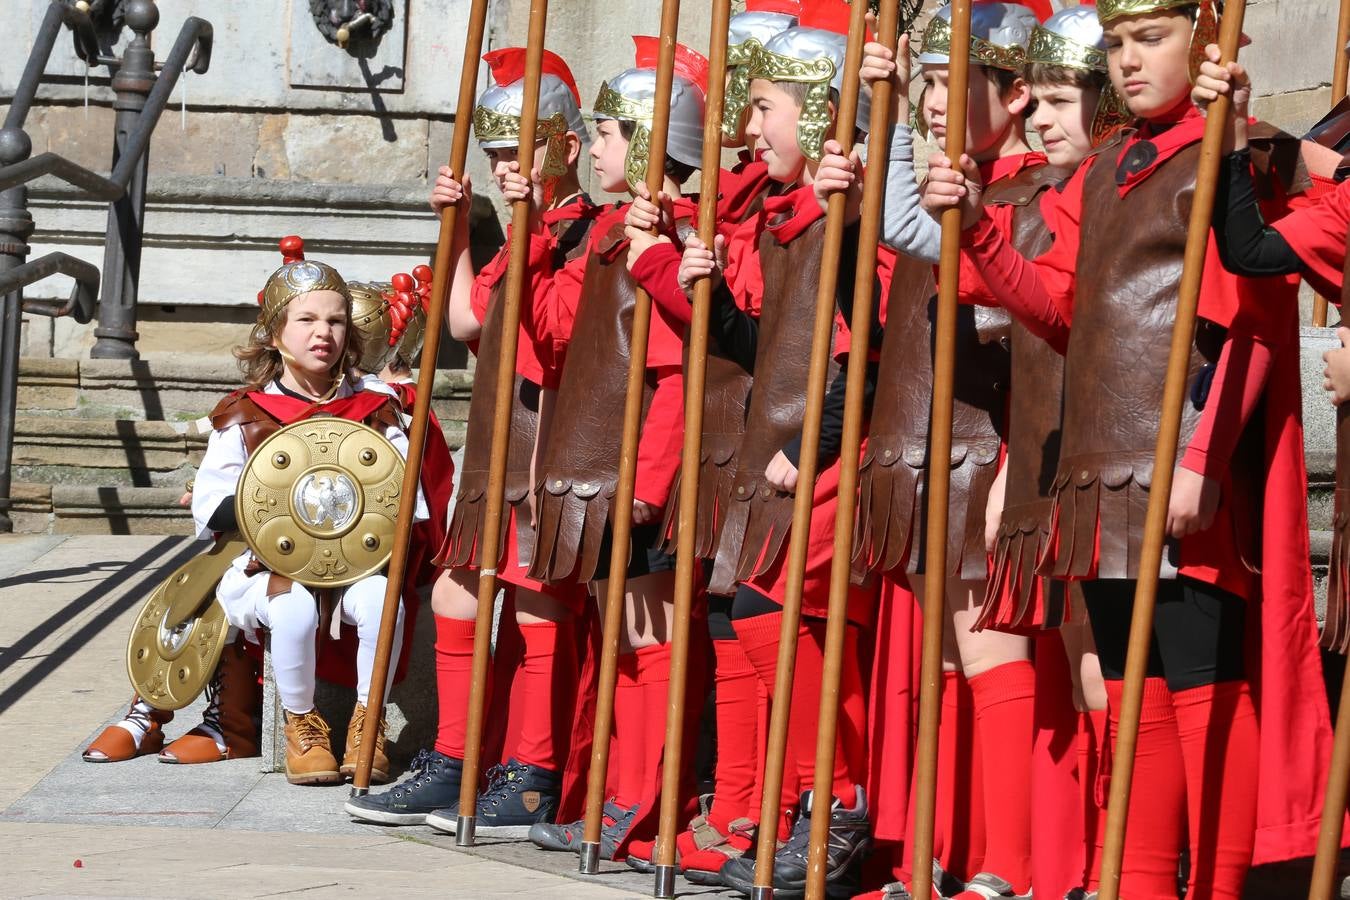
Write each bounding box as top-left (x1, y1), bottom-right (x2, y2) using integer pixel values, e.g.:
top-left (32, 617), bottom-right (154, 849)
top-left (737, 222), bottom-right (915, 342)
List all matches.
top-left (234, 300), bottom-right (366, 392)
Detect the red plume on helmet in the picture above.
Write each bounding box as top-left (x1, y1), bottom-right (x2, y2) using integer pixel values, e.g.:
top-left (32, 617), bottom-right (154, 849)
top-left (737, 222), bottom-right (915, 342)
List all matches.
top-left (746, 0), bottom-right (802, 13)
top-left (797, 0), bottom-right (873, 40)
top-left (631, 36), bottom-right (711, 96)
top-left (258, 235), bottom-right (307, 306)
top-left (481, 48), bottom-right (582, 106)
top-left (387, 272), bottom-right (418, 346)
top-left (412, 265), bottom-right (433, 304)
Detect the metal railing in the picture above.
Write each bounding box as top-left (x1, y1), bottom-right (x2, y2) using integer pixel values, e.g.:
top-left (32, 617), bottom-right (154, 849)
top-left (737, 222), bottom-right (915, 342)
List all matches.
top-left (0, 0), bottom-right (213, 532)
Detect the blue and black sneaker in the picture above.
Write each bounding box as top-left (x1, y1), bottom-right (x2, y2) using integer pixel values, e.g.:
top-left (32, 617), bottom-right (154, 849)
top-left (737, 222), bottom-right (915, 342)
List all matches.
top-left (343, 749), bottom-right (463, 826)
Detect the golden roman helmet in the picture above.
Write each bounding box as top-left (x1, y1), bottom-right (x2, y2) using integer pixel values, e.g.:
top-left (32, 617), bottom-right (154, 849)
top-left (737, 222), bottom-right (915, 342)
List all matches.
top-left (1094, 0), bottom-right (1220, 84)
top-left (347, 280), bottom-right (398, 375)
top-left (258, 254), bottom-right (350, 335)
top-left (723, 1), bottom-right (800, 144)
top-left (236, 418), bottom-right (406, 589)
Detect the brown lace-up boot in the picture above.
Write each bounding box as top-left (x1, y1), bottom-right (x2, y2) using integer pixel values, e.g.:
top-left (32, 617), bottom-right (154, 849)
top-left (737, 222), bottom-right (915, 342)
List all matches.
top-left (159, 640), bottom-right (262, 764)
top-left (340, 702), bottom-right (390, 784)
top-left (82, 695), bottom-right (174, 762)
top-left (284, 709), bottom-right (341, 785)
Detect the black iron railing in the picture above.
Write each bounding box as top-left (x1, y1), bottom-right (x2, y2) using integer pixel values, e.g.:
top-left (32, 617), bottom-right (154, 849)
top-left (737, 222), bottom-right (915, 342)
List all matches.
top-left (0, 0), bottom-right (213, 532)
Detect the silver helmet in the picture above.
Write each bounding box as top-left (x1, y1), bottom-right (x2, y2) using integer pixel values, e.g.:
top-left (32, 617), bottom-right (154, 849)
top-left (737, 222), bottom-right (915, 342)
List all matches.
top-left (473, 48), bottom-right (587, 180)
top-left (918, 2), bottom-right (1040, 71)
top-left (593, 36), bottom-right (708, 190)
top-left (725, 0), bottom-right (801, 144)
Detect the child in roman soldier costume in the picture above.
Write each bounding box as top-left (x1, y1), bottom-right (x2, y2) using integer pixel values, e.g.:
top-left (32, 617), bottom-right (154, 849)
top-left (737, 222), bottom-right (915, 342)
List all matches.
top-left (513, 37), bottom-right (708, 861)
top-left (616, 0), bottom-right (800, 882)
top-left (676, 2), bottom-right (881, 893)
top-left (823, 5), bottom-right (1043, 896)
top-left (188, 258), bottom-right (423, 787)
top-left (346, 49), bottom-right (596, 836)
top-left (925, 1), bottom-right (1338, 895)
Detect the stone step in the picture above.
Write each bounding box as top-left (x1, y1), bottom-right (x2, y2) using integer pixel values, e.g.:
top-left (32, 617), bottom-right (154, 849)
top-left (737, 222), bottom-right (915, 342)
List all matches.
top-left (9, 483), bottom-right (194, 535)
top-left (16, 355), bottom-right (473, 428)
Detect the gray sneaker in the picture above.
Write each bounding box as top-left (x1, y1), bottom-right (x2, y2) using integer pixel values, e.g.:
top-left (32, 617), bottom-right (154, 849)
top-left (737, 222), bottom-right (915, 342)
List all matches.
top-left (958, 872), bottom-right (1031, 899)
top-left (527, 800), bottom-right (639, 859)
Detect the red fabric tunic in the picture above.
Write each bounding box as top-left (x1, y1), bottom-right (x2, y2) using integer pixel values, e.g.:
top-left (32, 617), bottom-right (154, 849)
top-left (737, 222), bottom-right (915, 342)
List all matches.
top-left (960, 108), bottom-right (1337, 865)
top-left (1271, 175), bottom-right (1350, 299)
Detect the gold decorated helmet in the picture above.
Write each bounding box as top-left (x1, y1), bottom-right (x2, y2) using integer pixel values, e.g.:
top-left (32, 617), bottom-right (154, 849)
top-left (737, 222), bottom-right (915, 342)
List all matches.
top-left (255, 236), bottom-right (350, 333)
top-left (347, 280), bottom-right (398, 375)
top-left (1028, 7), bottom-right (1131, 145)
top-left (1095, 0), bottom-right (1222, 85)
top-left (724, 0), bottom-right (801, 145)
top-left (474, 48), bottom-right (587, 181)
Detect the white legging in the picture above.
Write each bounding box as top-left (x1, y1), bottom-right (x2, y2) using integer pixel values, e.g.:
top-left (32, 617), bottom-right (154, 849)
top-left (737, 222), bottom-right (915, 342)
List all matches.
top-left (227, 574), bottom-right (405, 714)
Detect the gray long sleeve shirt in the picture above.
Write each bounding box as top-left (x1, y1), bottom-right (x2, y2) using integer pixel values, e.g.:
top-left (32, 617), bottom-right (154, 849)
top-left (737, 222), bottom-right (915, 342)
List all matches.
top-left (881, 123), bottom-right (941, 264)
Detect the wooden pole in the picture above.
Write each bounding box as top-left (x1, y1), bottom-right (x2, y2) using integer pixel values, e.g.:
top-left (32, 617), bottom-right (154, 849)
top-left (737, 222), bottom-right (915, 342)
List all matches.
top-left (749, 3), bottom-right (871, 896)
top-left (1095, 3), bottom-right (1248, 897)
top-left (803, 2), bottom-right (899, 897)
top-left (350, 0), bottom-right (489, 795)
top-left (651, 2), bottom-right (730, 896)
top-left (450, 0), bottom-right (552, 847)
top-left (908, 2), bottom-right (972, 899)
top-left (1309, 651), bottom-right (1350, 899)
top-left (1313, 0), bottom-right (1350, 328)
top-left (578, 0), bottom-right (682, 875)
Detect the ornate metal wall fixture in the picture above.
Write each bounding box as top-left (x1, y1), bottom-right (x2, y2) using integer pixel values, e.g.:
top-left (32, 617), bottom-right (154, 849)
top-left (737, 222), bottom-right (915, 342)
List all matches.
top-left (310, 0), bottom-right (395, 50)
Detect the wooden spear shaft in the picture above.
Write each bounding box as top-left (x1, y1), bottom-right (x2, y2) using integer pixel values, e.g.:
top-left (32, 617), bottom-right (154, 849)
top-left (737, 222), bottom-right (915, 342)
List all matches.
top-left (749, 2), bottom-right (871, 894)
top-left (1313, 0), bottom-right (1350, 328)
top-left (452, 0), bottom-right (552, 847)
top-left (578, 0), bottom-right (682, 875)
top-left (651, 2), bottom-right (729, 896)
top-left (803, 2), bottom-right (900, 897)
top-left (909, 2), bottom-right (972, 898)
top-left (1096, 3), bottom-right (1247, 897)
top-left (350, 0), bottom-right (490, 795)
top-left (1309, 639), bottom-right (1350, 899)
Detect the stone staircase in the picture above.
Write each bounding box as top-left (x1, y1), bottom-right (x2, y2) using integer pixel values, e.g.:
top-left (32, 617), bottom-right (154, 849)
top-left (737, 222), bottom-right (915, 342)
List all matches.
top-left (12, 354), bottom-right (471, 535)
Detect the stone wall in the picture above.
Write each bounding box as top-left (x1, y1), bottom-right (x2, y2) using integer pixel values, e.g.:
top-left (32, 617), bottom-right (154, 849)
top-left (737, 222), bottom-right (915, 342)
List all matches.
top-left (1, 0), bottom-right (1345, 359)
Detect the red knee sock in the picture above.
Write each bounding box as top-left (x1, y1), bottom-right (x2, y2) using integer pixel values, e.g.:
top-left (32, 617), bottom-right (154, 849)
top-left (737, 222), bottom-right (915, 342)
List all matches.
top-left (793, 621), bottom-right (866, 807)
top-left (433, 615), bottom-right (476, 760)
top-left (708, 637), bottom-right (762, 831)
top-left (1172, 681), bottom-right (1259, 900)
top-left (1030, 639), bottom-right (1087, 900)
top-left (1103, 678), bottom-right (1187, 900)
top-left (1082, 709), bottom-right (1108, 891)
top-left (734, 612), bottom-right (801, 823)
top-left (915, 671), bottom-right (983, 884)
top-left (612, 652), bottom-right (645, 809)
top-left (966, 661), bottom-right (1035, 894)
top-left (510, 619), bottom-right (576, 772)
top-left (636, 642), bottom-right (673, 800)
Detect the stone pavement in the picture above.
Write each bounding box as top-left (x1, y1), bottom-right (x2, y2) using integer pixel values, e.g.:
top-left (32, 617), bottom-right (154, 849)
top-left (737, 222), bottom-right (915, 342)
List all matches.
top-left (0, 533), bottom-right (735, 899)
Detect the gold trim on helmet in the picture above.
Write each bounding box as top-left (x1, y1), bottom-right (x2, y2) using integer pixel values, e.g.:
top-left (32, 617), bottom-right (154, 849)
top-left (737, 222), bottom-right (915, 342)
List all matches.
top-left (746, 47), bottom-right (836, 161)
top-left (594, 82), bottom-right (659, 189)
top-left (1095, 0), bottom-right (1197, 24)
top-left (472, 108), bottom-right (572, 179)
top-left (723, 38), bottom-right (764, 143)
top-left (1091, 84), bottom-right (1132, 145)
top-left (259, 261), bottom-right (349, 332)
top-left (922, 13), bottom-right (1027, 72)
top-left (1026, 25), bottom-right (1107, 72)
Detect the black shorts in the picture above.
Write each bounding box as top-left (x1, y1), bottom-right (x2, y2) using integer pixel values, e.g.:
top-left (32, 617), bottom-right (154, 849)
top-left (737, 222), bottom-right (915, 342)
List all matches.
top-left (594, 521), bottom-right (676, 581)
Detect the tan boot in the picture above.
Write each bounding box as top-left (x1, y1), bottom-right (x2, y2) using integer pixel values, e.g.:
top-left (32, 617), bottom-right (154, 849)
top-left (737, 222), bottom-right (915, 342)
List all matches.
top-left (160, 640), bottom-right (262, 764)
top-left (340, 702), bottom-right (390, 784)
top-left (283, 709), bottom-right (341, 785)
top-left (83, 696), bottom-right (173, 762)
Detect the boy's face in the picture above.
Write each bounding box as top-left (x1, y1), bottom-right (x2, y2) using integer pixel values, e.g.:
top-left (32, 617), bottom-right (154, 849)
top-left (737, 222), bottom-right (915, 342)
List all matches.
top-left (275, 290), bottom-right (348, 379)
top-left (746, 78), bottom-right (810, 184)
top-left (1104, 11), bottom-right (1194, 120)
top-left (590, 118), bottom-right (633, 194)
top-left (1029, 81), bottom-right (1101, 168)
top-left (922, 63), bottom-right (1030, 163)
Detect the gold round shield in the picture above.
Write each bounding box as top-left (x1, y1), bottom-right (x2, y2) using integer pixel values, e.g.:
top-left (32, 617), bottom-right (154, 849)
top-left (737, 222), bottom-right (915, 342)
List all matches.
top-left (236, 418), bottom-right (405, 588)
top-left (127, 536), bottom-right (246, 711)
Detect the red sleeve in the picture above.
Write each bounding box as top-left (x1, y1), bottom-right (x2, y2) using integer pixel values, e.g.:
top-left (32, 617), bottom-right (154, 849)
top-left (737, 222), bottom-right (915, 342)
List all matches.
top-left (630, 242), bottom-right (692, 329)
top-left (1271, 177), bottom-right (1350, 300)
top-left (634, 366), bottom-right (685, 509)
top-left (962, 213), bottom-right (1073, 353)
top-left (957, 201), bottom-right (1015, 307)
top-left (523, 235), bottom-right (587, 390)
top-left (1179, 331), bottom-right (1275, 479)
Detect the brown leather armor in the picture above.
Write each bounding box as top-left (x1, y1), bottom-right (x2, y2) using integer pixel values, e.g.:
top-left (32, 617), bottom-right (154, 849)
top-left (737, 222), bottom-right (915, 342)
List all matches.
top-left (1325, 248), bottom-right (1350, 653)
top-left (978, 168), bottom-right (1067, 628)
top-left (529, 222), bottom-right (657, 584)
top-left (442, 215), bottom-right (592, 571)
top-left (852, 173), bottom-right (1059, 581)
top-left (1040, 135), bottom-right (1224, 581)
top-left (713, 216), bottom-right (835, 593)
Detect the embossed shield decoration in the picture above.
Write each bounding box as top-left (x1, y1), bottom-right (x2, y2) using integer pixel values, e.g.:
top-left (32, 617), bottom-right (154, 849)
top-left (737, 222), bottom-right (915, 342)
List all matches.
top-left (237, 418), bottom-right (405, 588)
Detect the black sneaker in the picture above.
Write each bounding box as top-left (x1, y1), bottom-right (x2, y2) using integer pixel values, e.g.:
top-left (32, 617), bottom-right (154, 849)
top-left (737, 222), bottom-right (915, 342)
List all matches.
top-left (425, 758), bottom-right (561, 838)
top-left (343, 749), bottom-right (463, 825)
top-left (1064, 890), bottom-right (1097, 900)
top-left (527, 799), bottom-right (640, 859)
top-left (718, 787), bottom-right (871, 900)
top-left (956, 872), bottom-right (1031, 899)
